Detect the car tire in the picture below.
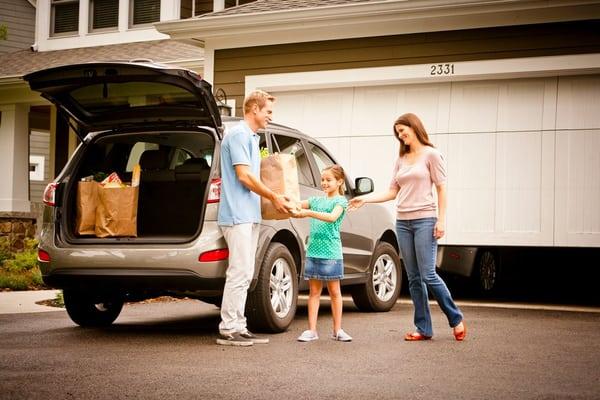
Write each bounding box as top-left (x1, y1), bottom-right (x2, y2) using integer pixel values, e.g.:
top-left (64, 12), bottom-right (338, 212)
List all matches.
top-left (351, 242), bottom-right (402, 312)
top-left (473, 249), bottom-right (501, 295)
top-left (63, 290), bottom-right (124, 327)
top-left (246, 243), bottom-right (298, 333)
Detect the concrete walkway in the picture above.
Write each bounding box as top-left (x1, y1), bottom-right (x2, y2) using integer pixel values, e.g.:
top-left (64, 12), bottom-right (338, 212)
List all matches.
top-left (0, 289), bottom-right (63, 314)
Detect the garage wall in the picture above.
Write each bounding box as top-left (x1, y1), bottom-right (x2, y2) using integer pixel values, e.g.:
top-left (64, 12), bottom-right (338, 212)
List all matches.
top-left (213, 20), bottom-right (600, 247)
top-left (214, 20), bottom-right (600, 117)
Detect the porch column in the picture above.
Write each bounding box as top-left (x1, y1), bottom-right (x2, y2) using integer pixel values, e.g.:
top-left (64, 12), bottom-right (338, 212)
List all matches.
top-left (0, 104), bottom-right (31, 212)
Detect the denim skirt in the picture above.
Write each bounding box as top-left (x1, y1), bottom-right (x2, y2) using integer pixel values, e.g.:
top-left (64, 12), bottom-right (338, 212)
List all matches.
top-left (303, 257), bottom-right (344, 281)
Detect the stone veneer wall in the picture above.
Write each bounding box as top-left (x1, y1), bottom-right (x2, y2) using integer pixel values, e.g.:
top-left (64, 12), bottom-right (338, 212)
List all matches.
top-left (0, 212), bottom-right (37, 253)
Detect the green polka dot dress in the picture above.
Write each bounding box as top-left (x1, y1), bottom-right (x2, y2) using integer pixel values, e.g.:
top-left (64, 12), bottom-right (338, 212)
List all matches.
top-left (306, 196), bottom-right (348, 260)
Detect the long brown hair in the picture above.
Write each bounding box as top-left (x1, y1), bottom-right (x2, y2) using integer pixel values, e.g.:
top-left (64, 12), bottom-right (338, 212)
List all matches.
top-left (323, 164), bottom-right (346, 195)
top-left (393, 113), bottom-right (434, 156)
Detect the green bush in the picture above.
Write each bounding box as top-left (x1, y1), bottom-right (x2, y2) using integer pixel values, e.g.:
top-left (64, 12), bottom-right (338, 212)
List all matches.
top-left (0, 238), bottom-right (45, 290)
top-left (0, 237), bottom-right (10, 265)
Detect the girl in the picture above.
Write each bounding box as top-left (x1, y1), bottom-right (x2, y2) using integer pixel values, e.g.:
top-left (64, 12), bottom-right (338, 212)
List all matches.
top-left (292, 165), bottom-right (352, 342)
top-left (349, 113), bottom-right (466, 341)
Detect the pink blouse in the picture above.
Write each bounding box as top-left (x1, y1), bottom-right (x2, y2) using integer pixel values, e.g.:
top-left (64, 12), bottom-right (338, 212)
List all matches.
top-left (388, 146), bottom-right (447, 220)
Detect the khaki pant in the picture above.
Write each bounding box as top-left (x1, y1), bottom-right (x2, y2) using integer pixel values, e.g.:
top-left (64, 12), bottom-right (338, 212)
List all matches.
top-left (219, 223), bottom-right (260, 334)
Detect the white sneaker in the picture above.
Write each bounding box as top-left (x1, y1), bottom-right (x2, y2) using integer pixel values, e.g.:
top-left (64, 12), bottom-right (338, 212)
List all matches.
top-left (332, 329), bottom-right (352, 342)
top-left (297, 330), bottom-right (319, 342)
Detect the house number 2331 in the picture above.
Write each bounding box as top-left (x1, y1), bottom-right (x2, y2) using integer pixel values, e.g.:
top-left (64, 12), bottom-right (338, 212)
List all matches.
top-left (430, 63), bottom-right (455, 75)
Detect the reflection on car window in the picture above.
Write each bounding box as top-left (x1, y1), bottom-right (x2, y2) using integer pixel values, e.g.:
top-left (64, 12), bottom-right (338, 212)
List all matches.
top-left (272, 134), bottom-right (315, 187)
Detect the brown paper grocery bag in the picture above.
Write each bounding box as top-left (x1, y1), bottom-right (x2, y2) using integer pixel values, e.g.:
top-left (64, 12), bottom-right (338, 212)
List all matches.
top-left (75, 181), bottom-right (100, 235)
top-left (260, 153), bottom-right (300, 220)
top-left (95, 186), bottom-right (139, 237)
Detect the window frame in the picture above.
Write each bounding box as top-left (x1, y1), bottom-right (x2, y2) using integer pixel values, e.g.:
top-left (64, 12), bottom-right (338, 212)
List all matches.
top-left (89, 0), bottom-right (120, 32)
top-left (129, 0), bottom-right (161, 28)
top-left (50, 0), bottom-right (80, 37)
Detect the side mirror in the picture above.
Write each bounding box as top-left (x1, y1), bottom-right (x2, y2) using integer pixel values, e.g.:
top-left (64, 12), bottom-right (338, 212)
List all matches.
top-left (354, 177), bottom-right (374, 195)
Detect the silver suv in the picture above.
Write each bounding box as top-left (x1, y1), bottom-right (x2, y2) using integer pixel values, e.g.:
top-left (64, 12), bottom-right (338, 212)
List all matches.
top-left (25, 61), bottom-right (402, 332)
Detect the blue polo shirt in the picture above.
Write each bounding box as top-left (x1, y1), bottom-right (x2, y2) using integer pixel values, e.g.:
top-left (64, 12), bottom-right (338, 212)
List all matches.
top-left (217, 121), bottom-right (261, 226)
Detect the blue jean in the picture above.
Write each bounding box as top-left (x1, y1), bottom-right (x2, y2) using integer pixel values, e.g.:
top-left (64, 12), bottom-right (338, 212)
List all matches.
top-left (396, 218), bottom-right (463, 337)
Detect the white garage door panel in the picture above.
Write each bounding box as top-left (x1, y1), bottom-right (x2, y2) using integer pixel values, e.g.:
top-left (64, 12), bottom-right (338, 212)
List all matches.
top-left (273, 87), bottom-right (354, 138)
top-left (400, 84), bottom-right (451, 134)
top-left (351, 86), bottom-right (402, 135)
top-left (269, 74), bottom-right (599, 247)
top-left (350, 83), bottom-right (451, 135)
top-left (498, 80), bottom-right (556, 132)
top-left (349, 136), bottom-right (397, 193)
top-left (447, 133), bottom-right (496, 241)
top-left (495, 131), bottom-right (554, 244)
top-left (450, 82), bottom-right (499, 133)
top-left (557, 76), bottom-right (600, 130)
top-left (555, 129), bottom-right (600, 246)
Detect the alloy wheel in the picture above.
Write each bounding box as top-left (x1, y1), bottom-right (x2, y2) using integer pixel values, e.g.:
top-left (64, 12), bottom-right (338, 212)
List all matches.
top-left (371, 254), bottom-right (397, 302)
top-left (269, 257), bottom-right (294, 318)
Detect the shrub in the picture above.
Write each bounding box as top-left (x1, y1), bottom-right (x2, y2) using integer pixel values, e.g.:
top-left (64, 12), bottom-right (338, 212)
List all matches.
top-left (4, 239), bottom-right (39, 273)
top-left (0, 239), bottom-right (45, 290)
top-left (0, 237), bottom-right (10, 265)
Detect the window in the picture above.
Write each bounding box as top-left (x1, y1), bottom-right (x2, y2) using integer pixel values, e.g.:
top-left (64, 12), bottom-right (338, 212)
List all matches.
top-left (69, 81), bottom-right (202, 113)
top-left (308, 143), bottom-right (334, 172)
top-left (91, 0), bottom-right (119, 30)
top-left (180, 0), bottom-right (213, 18)
top-left (131, 0), bottom-right (160, 26)
top-left (51, 0), bottom-right (79, 35)
top-left (308, 142), bottom-right (349, 194)
top-left (170, 148), bottom-right (192, 169)
top-left (272, 134), bottom-right (315, 187)
top-left (126, 142), bottom-right (159, 171)
top-left (225, 0), bottom-right (256, 8)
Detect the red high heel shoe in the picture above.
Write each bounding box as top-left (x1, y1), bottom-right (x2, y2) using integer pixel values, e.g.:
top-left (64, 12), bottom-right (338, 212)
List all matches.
top-left (404, 332), bottom-right (432, 341)
top-left (453, 321), bottom-right (467, 341)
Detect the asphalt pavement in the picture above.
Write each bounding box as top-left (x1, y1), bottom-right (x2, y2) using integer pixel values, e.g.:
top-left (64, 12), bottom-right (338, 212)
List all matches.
top-left (1, 294), bottom-right (599, 400)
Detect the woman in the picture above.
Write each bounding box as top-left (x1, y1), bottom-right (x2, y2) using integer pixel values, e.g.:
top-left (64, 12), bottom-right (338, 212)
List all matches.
top-left (349, 113), bottom-right (466, 341)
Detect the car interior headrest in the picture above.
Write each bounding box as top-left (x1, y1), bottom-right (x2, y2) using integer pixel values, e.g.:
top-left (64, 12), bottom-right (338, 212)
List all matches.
top-left (139, 149), bottom-right (169, 170)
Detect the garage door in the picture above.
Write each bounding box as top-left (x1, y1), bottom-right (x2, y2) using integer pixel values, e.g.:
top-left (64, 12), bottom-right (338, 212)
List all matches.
top-left (271, 75), bottom-right (600, 247)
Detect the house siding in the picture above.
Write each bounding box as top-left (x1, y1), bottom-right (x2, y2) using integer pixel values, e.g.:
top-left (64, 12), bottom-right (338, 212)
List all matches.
top-left (0, 0), bottom-right (35, 54)
top-left (214, 20), bottom-right (600, 116)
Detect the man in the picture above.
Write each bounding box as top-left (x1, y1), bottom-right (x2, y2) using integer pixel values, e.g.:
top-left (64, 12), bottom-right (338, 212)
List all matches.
top-left (217, 90), bottom-right (290, 346)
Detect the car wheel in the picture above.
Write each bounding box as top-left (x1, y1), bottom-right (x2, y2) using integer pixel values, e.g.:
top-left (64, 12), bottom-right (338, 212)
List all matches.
top-left (474, 249), bottom-right (500, 295)
top-left (351, 242), bottom-right (402, 312)
top-left (63, 290), bottom-right (123, 327)
top-left (246, 243), bottom-right (298, 333)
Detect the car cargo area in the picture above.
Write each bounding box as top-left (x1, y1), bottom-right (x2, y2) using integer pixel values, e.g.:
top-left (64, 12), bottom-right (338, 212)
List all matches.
top-left (63, 130), bottom-right (216, 242)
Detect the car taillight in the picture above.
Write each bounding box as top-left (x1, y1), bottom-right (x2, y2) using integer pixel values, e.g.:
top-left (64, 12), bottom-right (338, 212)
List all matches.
top-left (38, 249), bottom-right (51, 262)
top-left (199, 248), bottom-right (229, 262)
top-left (207, 178), bottom-right (221, 203)
top-left (42, 182), bottom-right (57, 206)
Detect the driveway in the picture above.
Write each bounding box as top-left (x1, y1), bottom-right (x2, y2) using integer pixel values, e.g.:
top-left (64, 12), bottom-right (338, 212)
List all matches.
top-left (1, 298), bottom-right (599, 399)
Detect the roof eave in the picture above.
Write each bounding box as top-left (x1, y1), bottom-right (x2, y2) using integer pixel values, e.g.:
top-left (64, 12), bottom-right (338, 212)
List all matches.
top-left (156, 0), bottom-right (600, 44)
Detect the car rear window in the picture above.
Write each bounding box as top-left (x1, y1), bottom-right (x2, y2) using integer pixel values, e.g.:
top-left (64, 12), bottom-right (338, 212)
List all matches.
top-left (70, 82), bottom-right (201, 113)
